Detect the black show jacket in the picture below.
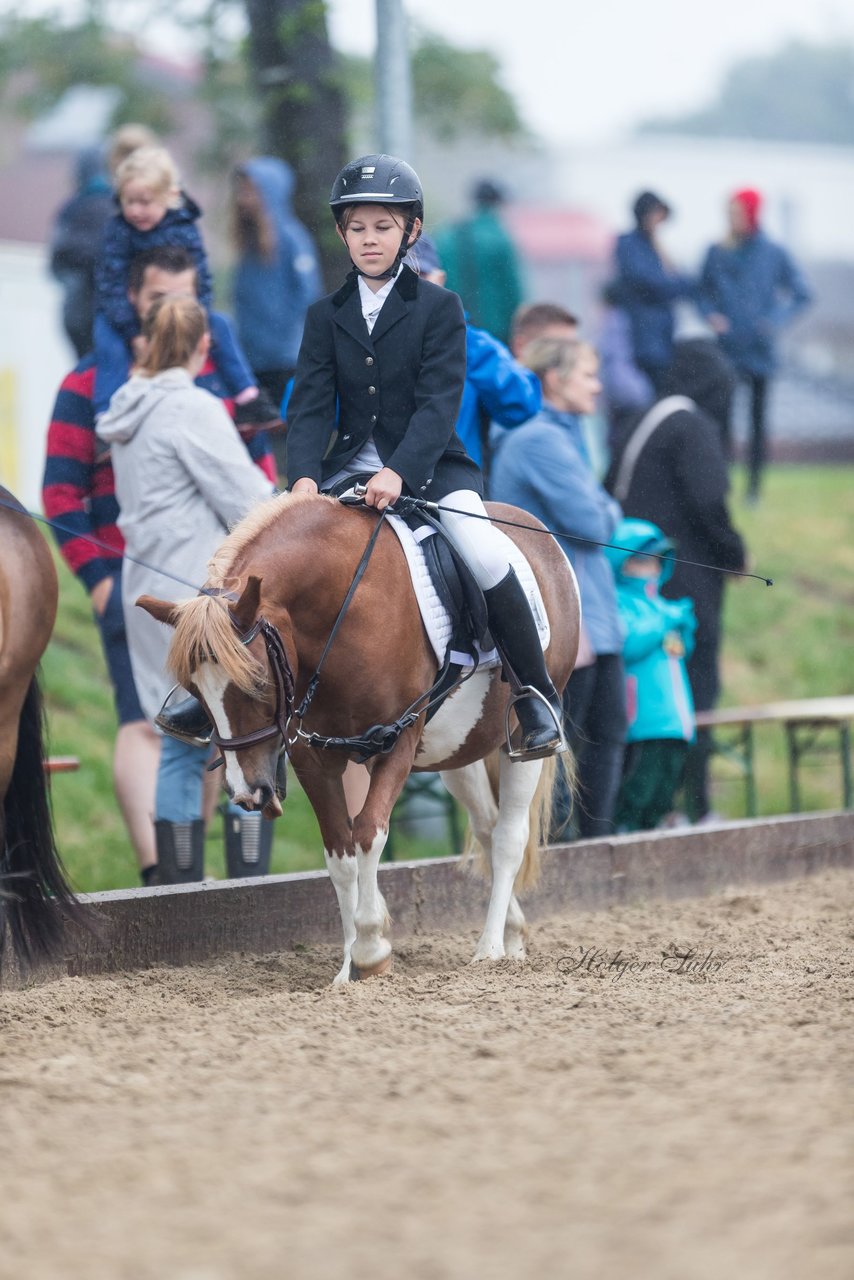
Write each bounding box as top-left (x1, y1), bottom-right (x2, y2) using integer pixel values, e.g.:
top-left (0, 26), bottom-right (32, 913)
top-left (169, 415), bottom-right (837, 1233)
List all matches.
top-left (285, 264), bottom-right (482, 500)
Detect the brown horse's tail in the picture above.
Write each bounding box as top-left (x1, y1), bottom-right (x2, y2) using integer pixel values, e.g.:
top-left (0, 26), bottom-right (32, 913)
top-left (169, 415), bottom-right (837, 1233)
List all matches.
top-left (0, 673), bottom-right (83, 972)
top-left (465, 748), bottom-right (576, 894)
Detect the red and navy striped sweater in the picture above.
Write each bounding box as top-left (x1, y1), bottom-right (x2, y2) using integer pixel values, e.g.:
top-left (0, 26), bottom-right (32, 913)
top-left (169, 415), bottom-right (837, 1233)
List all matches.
top-left (42, 353), bottom-right (277, 592)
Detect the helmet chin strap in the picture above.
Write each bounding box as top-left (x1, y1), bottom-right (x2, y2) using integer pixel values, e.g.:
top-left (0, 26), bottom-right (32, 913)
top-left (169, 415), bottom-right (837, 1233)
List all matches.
top-left (350, 212), bottom-right (419, 281)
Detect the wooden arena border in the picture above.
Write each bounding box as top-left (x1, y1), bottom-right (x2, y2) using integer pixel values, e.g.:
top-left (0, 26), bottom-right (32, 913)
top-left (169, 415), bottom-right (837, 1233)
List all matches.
top-left (4, 810), bottom-right (852, 988)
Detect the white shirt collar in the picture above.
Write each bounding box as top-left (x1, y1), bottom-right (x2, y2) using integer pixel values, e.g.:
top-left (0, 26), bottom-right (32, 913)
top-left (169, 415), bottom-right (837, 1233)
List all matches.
top-left (358, 267), bottom-right (400, 333)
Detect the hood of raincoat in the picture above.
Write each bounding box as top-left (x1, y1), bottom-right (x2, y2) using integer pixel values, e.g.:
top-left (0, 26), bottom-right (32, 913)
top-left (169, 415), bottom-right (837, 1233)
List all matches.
top-left (658, 338), bottom-right (737, 431)
top-left (96, 369), bottom-right (190, 445)
top-left (605, 518), bottom-right (675, 585)
top-left (240, 156), bottom-right (295, 217)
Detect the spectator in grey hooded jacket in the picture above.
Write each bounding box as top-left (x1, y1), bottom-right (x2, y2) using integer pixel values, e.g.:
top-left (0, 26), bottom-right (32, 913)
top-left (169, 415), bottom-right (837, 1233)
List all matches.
top-left (97, 294), bottom-right (274, 882)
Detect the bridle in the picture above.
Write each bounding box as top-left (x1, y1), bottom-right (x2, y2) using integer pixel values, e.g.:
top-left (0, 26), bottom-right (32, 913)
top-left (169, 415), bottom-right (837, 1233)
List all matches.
top-left (207, 613), bottom-right (295, 759)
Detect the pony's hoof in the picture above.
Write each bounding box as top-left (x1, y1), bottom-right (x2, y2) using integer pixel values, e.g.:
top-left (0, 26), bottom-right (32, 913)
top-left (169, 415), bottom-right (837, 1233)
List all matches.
top-left (471, 944), bottom-right (505, 963)
top-left (349, 953), bottom-right (393, 981)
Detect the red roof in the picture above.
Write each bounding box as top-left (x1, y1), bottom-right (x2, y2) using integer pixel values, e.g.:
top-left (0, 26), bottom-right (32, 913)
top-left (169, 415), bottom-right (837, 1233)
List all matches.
top-left (505, 206), bottom-right (612, 263)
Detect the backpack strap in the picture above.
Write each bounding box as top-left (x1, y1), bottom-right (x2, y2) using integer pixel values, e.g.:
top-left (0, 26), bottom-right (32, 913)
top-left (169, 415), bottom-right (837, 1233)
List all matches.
top-left (612, 396), bottom-right (696, 503)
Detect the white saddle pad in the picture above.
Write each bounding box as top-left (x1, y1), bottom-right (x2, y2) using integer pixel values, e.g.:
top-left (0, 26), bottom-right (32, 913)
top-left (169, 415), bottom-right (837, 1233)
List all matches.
top-left (385, 513), bottom-right (551, 668)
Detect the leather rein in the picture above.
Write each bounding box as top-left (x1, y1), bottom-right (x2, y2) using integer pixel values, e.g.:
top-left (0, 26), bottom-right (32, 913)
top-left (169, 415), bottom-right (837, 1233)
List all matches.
top-left (207, 501), bottom-right (463, 766)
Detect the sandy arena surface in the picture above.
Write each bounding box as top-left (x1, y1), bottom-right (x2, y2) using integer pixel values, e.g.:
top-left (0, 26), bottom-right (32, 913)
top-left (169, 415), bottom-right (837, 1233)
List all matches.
top-left (0, 868), bottom-right (852, 1280)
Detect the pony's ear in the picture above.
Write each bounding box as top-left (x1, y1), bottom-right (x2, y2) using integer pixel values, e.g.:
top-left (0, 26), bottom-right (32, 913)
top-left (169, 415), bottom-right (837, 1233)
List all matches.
top-left (136, 595), bottom-right (179, 627)
top-left (231, 575), bottom-right (262, 632)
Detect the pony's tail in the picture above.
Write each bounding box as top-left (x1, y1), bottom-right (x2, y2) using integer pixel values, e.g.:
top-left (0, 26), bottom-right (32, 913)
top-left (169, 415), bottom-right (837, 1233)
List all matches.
top-left (464, 748), bottom-right (576, 894)
top-left (0, 674), bottom-right (82, 971)
top-left (513, 749), bottom-right (576, 893)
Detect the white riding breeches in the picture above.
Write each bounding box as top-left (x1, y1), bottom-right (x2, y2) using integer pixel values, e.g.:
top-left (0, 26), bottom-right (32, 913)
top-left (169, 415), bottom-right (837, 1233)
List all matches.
top-left (436, 489), bottom-right (515, 590)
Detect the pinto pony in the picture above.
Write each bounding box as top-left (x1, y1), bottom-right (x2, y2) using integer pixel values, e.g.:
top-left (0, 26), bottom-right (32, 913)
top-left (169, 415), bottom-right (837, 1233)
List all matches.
top-left (140, 493), bottom-right (579, 982)
top-left (0, 486), bottom-right (79, 972)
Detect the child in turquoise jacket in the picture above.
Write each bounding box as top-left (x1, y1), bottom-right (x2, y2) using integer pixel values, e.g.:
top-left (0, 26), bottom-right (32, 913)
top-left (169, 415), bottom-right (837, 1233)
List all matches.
top-left (605, 519), bottom-right (697, 831)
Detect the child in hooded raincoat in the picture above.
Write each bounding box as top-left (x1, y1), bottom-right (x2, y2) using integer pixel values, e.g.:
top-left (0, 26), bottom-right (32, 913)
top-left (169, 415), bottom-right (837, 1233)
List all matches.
top-left (605, 519), bottom-right (697, 831)
top-left (94, 145), bottom-right (277, 427)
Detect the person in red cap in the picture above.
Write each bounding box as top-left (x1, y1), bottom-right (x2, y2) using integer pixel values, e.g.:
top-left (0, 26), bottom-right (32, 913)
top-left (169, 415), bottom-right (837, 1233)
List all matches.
top-left (699, 188), bottom-right (812, 501)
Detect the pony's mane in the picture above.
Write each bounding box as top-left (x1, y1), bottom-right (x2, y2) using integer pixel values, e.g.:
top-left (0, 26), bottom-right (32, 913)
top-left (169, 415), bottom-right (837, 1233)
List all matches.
top-left (167, 595), bottom-right (263, 695)
top-left (207, 490), bottom-right (336, 588)
top-left (167, 491), bottom-right (336, 693)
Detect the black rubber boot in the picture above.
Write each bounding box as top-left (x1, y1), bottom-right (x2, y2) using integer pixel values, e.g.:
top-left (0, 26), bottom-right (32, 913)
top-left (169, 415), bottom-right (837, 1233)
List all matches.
top-left (483, 568), bottom-right (566, 761)
top-left (155, 695), bottom-right (213, 747)
top-left (223, 809), bottom-right (274, 879)
top-left (154, 819), bottom-right (206, 884)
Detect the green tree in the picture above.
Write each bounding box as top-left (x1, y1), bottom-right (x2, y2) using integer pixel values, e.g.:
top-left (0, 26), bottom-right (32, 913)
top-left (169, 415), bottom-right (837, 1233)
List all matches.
top-left (242, 0), bottom-right (347, 285)
top-left (0, 10), bottom-right (173, 134)
top-left (639, 40), bottom-right (854, 146)
top-left (341, 27), bottom-right (528, 143)
top-left (412, 30), bottom-right (527, 141)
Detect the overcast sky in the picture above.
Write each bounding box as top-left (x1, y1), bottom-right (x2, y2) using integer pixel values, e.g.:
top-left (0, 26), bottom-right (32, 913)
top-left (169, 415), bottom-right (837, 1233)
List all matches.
top-left (5, 0), bottom-right (853, 147)
top-left (328, 0), bottom-right (853, 144)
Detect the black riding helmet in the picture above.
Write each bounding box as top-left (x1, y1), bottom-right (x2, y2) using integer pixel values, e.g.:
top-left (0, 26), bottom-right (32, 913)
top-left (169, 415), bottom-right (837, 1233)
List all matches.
top-left (329, 153), bottom-right (423, 280)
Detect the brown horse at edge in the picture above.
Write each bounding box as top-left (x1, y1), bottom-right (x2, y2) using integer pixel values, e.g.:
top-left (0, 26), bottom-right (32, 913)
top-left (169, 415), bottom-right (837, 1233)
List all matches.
top-left (0, 486), bottom-right (80, 973)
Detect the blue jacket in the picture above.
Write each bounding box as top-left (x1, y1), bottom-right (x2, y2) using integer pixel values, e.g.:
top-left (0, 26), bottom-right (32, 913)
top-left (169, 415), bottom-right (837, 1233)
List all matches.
top-left (489, 404), bottom-right (623, 655)
top-left (604, 520), bottom-right (696, 743)
top-left (699, 231), bottom-right (811, 376)
top-left (614, 228), bottom-right (695, 374)
top-left (232, 157), bottom-right (322, 372)
top-left (96, 194), bottom-right (213, 343)
top-left (458, 323), bottom-right (540, 466)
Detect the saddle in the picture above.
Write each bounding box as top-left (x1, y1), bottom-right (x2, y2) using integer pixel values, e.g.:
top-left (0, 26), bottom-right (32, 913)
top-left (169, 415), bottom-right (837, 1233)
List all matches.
top-left (322, 475), bottom-right (494, 720)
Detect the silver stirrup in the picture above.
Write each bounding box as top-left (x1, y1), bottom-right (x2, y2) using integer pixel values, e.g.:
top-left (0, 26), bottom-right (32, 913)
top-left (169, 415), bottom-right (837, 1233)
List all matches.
top-left (503, 686), bottom-right (569, 762)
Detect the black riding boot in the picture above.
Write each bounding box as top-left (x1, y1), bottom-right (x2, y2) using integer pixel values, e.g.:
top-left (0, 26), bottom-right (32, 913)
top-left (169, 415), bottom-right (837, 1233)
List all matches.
top-left (154, 819), bottom-right (206, 884)
top-left (155, 694), bottom-right (212, 746)
top-left (483, 568), bottom-right (566, 761)
top-left (223, 808), bottom-right (274, 879)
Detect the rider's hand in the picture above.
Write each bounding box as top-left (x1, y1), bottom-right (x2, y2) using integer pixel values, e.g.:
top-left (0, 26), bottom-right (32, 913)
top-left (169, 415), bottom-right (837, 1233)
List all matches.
top-left (290, 477), bottom-right (319, 496)
top-left (707, 312), bottom-right (730, 335)
top-left (365, 467), bottom-right (402, 511)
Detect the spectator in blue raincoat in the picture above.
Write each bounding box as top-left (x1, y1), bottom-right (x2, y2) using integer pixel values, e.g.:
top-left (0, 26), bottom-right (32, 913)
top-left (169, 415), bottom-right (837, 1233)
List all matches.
top-left (231, 157), bottom-right (323, 409)
top-left (613, 191), bottom-right (695, 391)
top-left (604, 520), bottom-right (696, 832)
top-left (699, 187), bottom-right (812, 501)
top-left (490, 336), bottom-right (627, 840)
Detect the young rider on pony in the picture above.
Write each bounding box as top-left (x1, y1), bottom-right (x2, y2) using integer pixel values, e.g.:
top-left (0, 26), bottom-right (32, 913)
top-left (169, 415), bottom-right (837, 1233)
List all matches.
top-left (159, 154), bottom-right (564, 762)
top-left (287, 154), bottom-right (564, 761)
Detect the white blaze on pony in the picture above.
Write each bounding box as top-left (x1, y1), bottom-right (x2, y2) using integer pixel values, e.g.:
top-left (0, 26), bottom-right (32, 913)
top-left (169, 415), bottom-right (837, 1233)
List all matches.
top-left (192, 659), bottom-right (264, 810)
top-left (138, 492), bottom-right (580, 982)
